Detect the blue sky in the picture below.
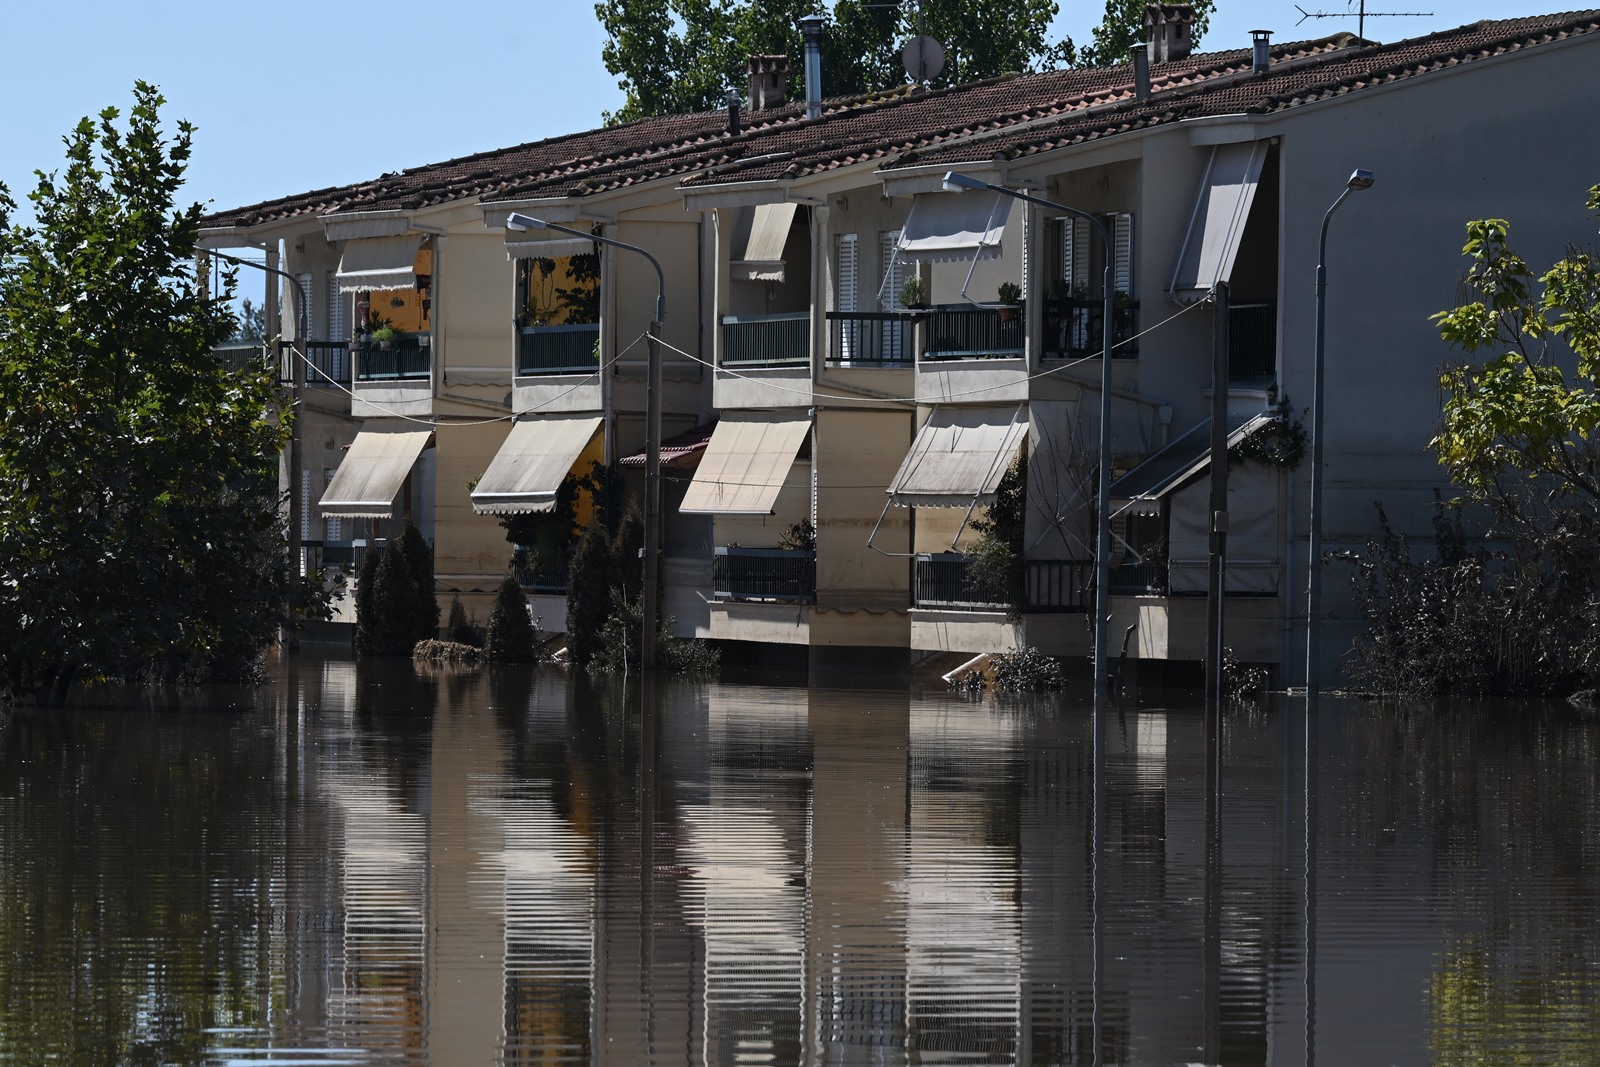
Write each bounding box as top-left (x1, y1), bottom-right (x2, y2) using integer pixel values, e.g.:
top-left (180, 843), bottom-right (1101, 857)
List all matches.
top-left (1, 1), bottom-right (1552, 222)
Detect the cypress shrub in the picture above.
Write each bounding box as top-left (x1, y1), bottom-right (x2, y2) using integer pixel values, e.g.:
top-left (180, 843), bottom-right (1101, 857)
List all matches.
top-left (486, 575), bottom-right (538, 662)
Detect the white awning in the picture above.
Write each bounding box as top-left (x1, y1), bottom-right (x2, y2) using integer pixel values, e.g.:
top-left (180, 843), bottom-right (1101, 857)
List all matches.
top-left (732, 202), bottom-right (798, 282)
top-left (895, 191), bottom-right (1010, 264)
top-left (680, 412), bottom-right (810, 515)
top-left (470, 416), bottom-right (603, 515)
top-left (319, 425), bottom-right (433, 519)
top-left (504, 234), bottom-right (598, 260)
top-left (888, 404), bottom-right (1028, 508)
top-left (337, 235), bottom-right (423, 292)
top-left (1168, 141), bottom-right (1269, 302)
top-left (1111, 412), bottom-right (1277, 516)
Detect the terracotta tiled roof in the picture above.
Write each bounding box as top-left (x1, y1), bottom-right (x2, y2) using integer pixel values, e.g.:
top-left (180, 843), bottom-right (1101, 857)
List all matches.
top-left (879, 11), bottom-right (1600, 172)
top-left (201, 10), bottom-right (1600, 230)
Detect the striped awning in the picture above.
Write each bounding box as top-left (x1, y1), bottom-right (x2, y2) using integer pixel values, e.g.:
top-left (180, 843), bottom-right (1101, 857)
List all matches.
top-left (319, 425), bottom-right (433, 519)
top-left (887, 404), bottom-right (1028, 508)
top-left (337, 235), bottom-right (423, 292)
top-left (470, 416), bottom-right (603, 515)
top-left (732, 202), bottom-right (799, 282)
top-left (680, 412), bottom-right (810, 515)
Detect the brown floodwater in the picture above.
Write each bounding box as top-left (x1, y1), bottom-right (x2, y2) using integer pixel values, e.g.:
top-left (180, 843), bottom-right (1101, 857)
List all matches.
top-left (1, 655), bottom-right (1597, 1065)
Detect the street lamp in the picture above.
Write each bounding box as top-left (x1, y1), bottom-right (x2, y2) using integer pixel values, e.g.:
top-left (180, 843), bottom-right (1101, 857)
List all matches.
top-left (941, 172), bottom-right (1115, 697)
top-left (1304, 169), bottom-right (1373, 697)
top-left (505, 212), bottom-right (666, 670)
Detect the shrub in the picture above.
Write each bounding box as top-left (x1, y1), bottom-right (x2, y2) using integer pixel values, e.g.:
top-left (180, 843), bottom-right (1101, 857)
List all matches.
top-left (990, 645), bottom-right (1065, 692)
top-left (589, 591), bottom-right (719, 677)
top-left (446, 596), bottom-right (485, 648)
top-left (485, 575), bottom-right (540, 662)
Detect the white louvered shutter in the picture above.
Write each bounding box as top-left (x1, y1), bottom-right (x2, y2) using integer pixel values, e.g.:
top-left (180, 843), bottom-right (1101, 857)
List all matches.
top-left (879, 230), bottom-right (906, 361)
top-left (1112, 213), bottom-right (1135, 297)
top-left (1061, 217), bottom-right (1091, 292)
top-left (836, 233), bottom-right (858, 361)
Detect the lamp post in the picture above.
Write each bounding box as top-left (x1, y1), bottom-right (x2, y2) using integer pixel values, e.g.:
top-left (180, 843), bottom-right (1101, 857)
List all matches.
top-left (505, 212), bottom-right (666, 670)
top-left (1304, 169), bottom-right (1373, 697)
top-left (205, 247), bottom-right (310, 650)
top-left (942, 172), bottom-right (1115, 697)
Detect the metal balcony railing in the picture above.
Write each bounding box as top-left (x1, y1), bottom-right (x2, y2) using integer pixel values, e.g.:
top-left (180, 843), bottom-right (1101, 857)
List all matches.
top-left (713, 547), bottom-right (816, 603)
top-left (277, 340), bottom-right (352, 387)
top-left (826, 311), bottom-right (915, 366)
top-left (721, 312), bottom-right (810, 367)
top-left (1108, 556), bottom-right (1168, 595)
top-left (920, 306), bottom-right (1024, 361)
top-left (1229, 302), bottom-right (1276, 381)
top-left (519, 323), bottom-right (600, 375)
top-left (355, 337), bottom-right (430, 381)
top-left (1041, 298), bottom-right (1139, 360)
top-left (215, 342), bottom-right (271, 374)
top-left (914, 555), bottom-right (1089, 612)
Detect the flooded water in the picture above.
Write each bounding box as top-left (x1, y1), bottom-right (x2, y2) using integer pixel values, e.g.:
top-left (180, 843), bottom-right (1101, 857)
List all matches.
top-left (2, 658), bottom-right (1598, 1065)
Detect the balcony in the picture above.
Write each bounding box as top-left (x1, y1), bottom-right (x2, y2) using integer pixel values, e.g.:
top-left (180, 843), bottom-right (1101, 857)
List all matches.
top-left (914, 554), bottom-right (1089, 612)
top-left (713, 547), bottom-right (816, 603)
top-left (826, 311), bottom-right (915, 366)
top-left (1228, 302), bottom-right (1276, 381)
top-left (1109, 555), bottom-right (1168, 595)
top-left (278, 340), bottom-right (352, 387)
top-left (921, 306), bottom-right (1024, 361)
top-left (1041, 298), bottom-right (1139, 360)
top-left (721, 312), bottom-right (809, 368)
top-left (519, 323), bottom-right (600, 375)
top-left (356, 336), bottom-right (430, 381)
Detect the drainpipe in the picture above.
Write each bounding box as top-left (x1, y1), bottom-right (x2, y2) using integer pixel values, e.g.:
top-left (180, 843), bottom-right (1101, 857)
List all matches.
top-left (799, 14), bottom-right (826, 120)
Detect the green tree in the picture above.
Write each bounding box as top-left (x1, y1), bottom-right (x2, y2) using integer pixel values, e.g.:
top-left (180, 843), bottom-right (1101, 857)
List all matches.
top-left (0, 83), bottom-right (318, 703)
top-left (354, 523), bottom-right (439, 657)
top-left (232, 297), bottom-right (267, 344)
top-left (485, 574), bottom-right (539, 662)
top-left (566, 517), bottom-right (616, 669)
top-left (1345, 184), bottom-right (1600, 696)
top-left (596, 0), bottom-right (1075, 124)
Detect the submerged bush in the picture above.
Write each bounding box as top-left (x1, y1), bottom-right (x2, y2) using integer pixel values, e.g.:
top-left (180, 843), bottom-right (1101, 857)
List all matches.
top-left (589, 591), bottom-right (720, 677)
top-left (485, 575), bottom-right (542, 663)
top-left (989, 645), bottom-right (1065, 692)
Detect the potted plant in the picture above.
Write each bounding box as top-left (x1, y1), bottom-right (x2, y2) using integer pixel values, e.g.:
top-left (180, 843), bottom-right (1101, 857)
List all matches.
top-left (898, 275), bottom-right (929, 311)
top-left (370, 324), bottom-right (400, 351)
top-left (996, 280), bottom-right (1023, 323)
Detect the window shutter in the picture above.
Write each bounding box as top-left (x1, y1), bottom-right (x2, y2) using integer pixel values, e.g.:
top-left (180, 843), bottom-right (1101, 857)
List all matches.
top-left (1061, 217), bottom-right (1091, 291)
top-left (301, 471), bottom-right (311, 541)
top-left (835, 233), bottom-right (858, 313)
top-left (879, 230), bottom-right (906, 362)
top-left (879, 230), bottom-right (905, 310)
top-left (1112, 213), bottom-right (1135, 296)
top-left (328, 275), bottom-right (347, 343)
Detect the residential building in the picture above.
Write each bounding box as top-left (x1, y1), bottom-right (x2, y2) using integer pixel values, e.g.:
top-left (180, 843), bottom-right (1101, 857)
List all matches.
top-left (204, 8), bottom-right (1600, 684)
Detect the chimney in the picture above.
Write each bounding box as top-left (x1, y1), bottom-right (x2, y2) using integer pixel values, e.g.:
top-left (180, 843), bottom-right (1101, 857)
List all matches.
top-left (799, 13), bottom-right (826, 120)
top-left (1144, 3), bottom-right (1194, 63)
top-left (1131, 45), bottom-right (1151, 101)
top-left (746, 55), bottom-right (790, 111)
top-left (725, 89), bottom-right (741, 135)
top-left (1251, 29), bottom-right (1272, 74)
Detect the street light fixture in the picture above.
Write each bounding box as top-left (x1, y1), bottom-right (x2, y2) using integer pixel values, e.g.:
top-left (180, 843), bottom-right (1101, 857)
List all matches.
top-left (505, 212), bottom-right (667, 670)
top-left (941, 171), bottom-right (1115, 697)
top-left (1304, 168), bottom-right (1373, 697)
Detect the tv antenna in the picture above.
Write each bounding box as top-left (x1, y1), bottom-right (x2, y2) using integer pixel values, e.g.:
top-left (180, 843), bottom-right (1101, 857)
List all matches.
top-left (1295, 0), bottom-right (1432, 41)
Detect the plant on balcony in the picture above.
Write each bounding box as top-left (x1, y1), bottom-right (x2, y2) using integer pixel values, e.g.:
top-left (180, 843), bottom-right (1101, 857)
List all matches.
top-left (898, 275), bottom-right (929, 310)
top-left (777, 518), bottom-right (816, 552)
top-left (996, 281), bottom-right (1023, 324)
top-left (369, 324), bottom-right (400, 350)
top-left (967, 451), bottom-right (1027, 616)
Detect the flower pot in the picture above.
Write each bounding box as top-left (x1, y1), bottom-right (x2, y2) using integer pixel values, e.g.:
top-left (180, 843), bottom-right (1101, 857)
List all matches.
top-left (997, 304), bottom-right (1019, 324)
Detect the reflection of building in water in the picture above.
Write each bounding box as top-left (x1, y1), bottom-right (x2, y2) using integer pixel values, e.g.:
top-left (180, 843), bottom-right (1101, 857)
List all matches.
top-left (324, 771), bottom-right (427, 1045)
top-left (681, 688), bottom-right (811, 1063)
top-left (808, 690), bottom-right (911, 1062)
top-left (907, 703), bottom-right (1024, 1061)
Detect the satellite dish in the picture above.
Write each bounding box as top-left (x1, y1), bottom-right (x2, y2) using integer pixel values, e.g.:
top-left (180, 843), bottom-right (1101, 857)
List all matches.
top-left (901, 35), bottom-right (945, 84)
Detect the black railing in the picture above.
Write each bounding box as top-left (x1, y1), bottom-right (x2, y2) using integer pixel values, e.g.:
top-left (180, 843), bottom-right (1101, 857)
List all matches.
top-left (721, 312), bottom-right (810, 367)
top-left (278, 340), bottom-right (352, 387)
top-left (1041, 298), bottom-right (1139, 360)
top-left (826, 311), bottom-right (915, 366)
top-left (713, 547), bottom-right (816, 603)
top-left (1229, 302), bottom-right (1276, 380)
top-left (356, 337), bottom-right (430, 381)
top-left (519, 323), bottom-right (600, 375)
top-left (1109, 556), bottom-right (1168, 595)
top-left (913, 555), bottom-right (1089, 612)
top-left (921, 306), bottom-right (1024, 361)
top-left (215, 342), bottom-right (271, 374)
